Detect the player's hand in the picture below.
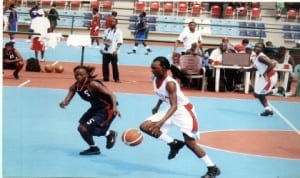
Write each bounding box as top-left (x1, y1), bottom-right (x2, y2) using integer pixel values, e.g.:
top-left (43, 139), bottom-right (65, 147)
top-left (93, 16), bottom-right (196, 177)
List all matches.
top-left (59, 101), bottom-right (67, 108)
top-left (152, 107), bottom-right (159, 114)
top-left (149, 122), bottom-right (162, 137)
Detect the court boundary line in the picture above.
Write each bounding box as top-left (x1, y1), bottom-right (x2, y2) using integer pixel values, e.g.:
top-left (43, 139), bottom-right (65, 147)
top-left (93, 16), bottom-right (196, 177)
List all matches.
top-left (17, 80), bottom-right (31, 87)
top-left (269, 103), bottom-right (300, 135)
top-left (198, 129), bottom-right (300, 160)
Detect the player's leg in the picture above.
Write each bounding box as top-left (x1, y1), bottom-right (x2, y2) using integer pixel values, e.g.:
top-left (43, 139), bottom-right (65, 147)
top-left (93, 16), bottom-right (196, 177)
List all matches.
top-left (183, 133), bottom-right (221, 178)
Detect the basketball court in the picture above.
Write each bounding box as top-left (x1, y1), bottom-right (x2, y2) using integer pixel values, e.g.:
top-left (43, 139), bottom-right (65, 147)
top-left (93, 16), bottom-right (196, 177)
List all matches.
top-left (2, 38), bottom-right (300, 178)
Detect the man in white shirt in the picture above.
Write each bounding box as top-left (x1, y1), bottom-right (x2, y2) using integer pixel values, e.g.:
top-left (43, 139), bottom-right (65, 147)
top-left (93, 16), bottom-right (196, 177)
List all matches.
top-left (30, 9), bottom-right (50, 62)
top-left (174, 21), bottom-right (202, 55)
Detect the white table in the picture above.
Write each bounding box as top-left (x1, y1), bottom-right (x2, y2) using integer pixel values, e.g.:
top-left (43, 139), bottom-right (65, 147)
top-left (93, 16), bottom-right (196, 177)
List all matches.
top-left (213, 64), bottom-right (293, 93)
top-left (213, 65), bottom-right (252, 93)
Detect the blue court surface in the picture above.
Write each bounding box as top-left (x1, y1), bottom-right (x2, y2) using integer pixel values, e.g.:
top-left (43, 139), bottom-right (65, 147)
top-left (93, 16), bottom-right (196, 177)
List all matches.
top-left (2, 38), bottom-right (300, 178)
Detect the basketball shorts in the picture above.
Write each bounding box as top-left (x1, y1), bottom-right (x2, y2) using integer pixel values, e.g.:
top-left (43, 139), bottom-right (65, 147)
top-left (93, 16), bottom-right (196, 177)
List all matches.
top-left (146, 103), bottom-right (199, 139)
top-left (31, 37), bottom-right (45, 51)
top-left (90, 29), bottom-right (99, 36)
top-left (254, 70), bottom-right (278, 95)
top-left (79, 107), bottom-right (115, 136)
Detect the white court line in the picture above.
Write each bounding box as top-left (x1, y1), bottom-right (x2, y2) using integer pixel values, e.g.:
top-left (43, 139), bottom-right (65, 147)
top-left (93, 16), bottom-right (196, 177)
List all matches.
top-left (52, 61), bottom-right (59, 65)
top-left (17, 80), bottom-right (31, 87)
top-left (270, 103), bottom-right (300, 135)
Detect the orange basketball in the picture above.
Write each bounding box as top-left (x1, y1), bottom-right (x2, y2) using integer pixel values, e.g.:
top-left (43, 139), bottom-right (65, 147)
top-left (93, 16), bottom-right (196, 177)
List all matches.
top-left (55, 64), bottom-right (64, 73)
top-left (44, 64), bottom-right (54, 73)
top-left (121, 128), bottom-right (143, 146)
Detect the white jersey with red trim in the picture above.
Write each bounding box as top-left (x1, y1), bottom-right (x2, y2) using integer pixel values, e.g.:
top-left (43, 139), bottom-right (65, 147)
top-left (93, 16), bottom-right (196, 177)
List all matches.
top-left (153, 76), bottom-right (189, 106)
top-left (254, 52), bottom-right (268, 75)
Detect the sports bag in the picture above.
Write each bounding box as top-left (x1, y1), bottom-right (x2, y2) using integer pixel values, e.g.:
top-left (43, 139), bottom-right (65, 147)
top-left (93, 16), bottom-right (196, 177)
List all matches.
top-left (26, 57), bottom-right (41, 72)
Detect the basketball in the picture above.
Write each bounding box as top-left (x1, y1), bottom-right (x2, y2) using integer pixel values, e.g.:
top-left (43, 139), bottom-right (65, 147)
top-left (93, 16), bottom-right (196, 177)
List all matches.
top-left (121, 128), bottom-right (143, 146)
top-left (54, 64), bottom-right (64, 73)
top-left (44, 64), bottom-right (54, 73)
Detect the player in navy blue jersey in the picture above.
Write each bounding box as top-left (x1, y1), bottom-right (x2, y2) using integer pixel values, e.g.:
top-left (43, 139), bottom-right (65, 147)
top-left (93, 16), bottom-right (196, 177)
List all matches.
top-left (59, 65), bottom-right (121, 155)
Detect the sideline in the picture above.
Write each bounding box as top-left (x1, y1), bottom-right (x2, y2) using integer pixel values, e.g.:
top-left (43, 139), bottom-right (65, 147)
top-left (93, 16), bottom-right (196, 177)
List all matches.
top-left (270, 103), bottom-right (300, 135)
top-left (17, 80), bottom-right (31, 87)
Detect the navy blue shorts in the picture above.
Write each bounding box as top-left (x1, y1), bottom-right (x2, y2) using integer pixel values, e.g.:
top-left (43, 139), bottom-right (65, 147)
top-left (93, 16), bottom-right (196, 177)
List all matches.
top-left (79, 107), bottom-right (115, 136)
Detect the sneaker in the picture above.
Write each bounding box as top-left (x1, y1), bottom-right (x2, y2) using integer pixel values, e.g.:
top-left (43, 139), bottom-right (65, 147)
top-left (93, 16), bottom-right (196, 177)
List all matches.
top-left (127, 49), bottom-right (136, 54)
top-left (201, 165), bottom-right (221, 178)
top-left (168, 139), bottom-right (185, 160)
top-left (260, 109), bottom-right (274, 116)
top-left (277, 86), bottom-right (286, 97)
top-left (79, 146), bottom-right (100, 155)
top-left (106, 130), bottom-right (117, 149)
top-left (145, 48), bottom-right (152, 55)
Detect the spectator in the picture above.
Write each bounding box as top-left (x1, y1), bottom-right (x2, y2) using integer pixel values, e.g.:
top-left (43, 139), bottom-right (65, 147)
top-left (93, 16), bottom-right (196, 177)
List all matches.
top-left (26, 2), bottom-right (40, 42)
top-left (128, 11), bottom-right (152, 55)
top-left (174, 21), bottom-right (202, 55)
top-left (48, 3), bottom-right (59, 32)
top-left (264, 41), bottom-right (277, 59)
top-left (90, 8), bottom-right (101, 48)
top-left (3, 6), bottom-right (9, 31)
top-left (3, 41), bottom-right (24, 79)
top-left (234, 38), bottom-right (249, 53)
top-left (274, 46), bottom-right (296, 93)
top-left (8, 4), bottom-right (18, 42)
top-left (222, 37), bottom-right (236, 53)
top-left (275, 2), bottom-right (285, 20)
top-left (30, 9), bottom-right (50, 62)
top-left (100, 18), bottom-right (123, 83)
top-left (209, 42), bottom-right (237, 91)
top-left (105, 11), bottom-right (117, 29)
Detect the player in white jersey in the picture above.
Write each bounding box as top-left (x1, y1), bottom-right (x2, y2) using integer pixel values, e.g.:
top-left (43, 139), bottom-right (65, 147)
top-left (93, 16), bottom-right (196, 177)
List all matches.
top-left (140, 56), bottom-right (220, 178)
top-left (253, 42), bottom-right (285, 116)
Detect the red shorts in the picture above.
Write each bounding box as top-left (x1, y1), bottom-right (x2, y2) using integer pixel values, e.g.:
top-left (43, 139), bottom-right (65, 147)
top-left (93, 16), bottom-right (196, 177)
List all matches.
top-left (31, 37), bottom-right (45, 51)
top-left (90, 29), bottom-right (100, 36)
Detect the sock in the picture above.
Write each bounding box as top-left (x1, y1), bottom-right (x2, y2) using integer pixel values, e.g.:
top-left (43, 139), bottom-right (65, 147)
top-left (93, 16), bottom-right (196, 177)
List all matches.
top-left (105, 130), bottom-right (110, 137)
top-left (90, 145), bottom-right (97, 148)
top-left (201, 155), bottom-right (215, 167)
top-left (158, 133), bottom-right (174, 144)
top-left (265, 106), bottom-right (272, 111)
top-left (133, 47), bottom-right (137, 51)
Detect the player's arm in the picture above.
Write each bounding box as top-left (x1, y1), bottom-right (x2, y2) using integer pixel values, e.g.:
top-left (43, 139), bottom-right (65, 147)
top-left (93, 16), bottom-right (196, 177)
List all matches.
top-left (59, 84), bottom-right (76, 108)
top-left (152, 99), bottom-right (163, 114)
top-left (258, 55), bottom-right (276, 79)
top-left (158, 81), bottom-right (178, 126)
top-left (90, 81), bottom-right (121, 117)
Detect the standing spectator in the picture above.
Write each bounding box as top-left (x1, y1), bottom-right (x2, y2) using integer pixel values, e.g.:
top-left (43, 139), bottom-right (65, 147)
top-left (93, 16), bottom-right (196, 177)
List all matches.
top-left (139, 56), bottom-right (221, 178)
top-left (3, 41), bottom-right (24, 79)
top-left (59, 65), bottom-right (120, 155)
top-left (128, 11), bottom-right (152, 55)
top-left (8, 4), bottom-right (18, 42)
top-left (105, 11), bottom-right (117, 29)
top-left (252, 42), bottom-right (285, 116)
top-left (100, 18), bottom-right (123, 83)
top-left (3, 5), bottom-right (9, 31)
top-left (26, 2), bottom-right (40, 42)
top-left (30, 9), bottom-right (50, 62)
top-left (48, 3), bottom-right (59, 32)
top-left (275, 2), bottom-right (285, 20)
top-left (90, 7), bottom-right (101, 48)
top-left (174, 21), bottom-right (202, 55)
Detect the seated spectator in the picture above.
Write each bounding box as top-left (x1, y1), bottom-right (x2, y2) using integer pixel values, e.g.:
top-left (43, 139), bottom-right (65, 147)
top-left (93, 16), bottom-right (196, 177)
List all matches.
top-left (209, 42), bottom-right (239, 91)
top-left (273, 46), bottom-right (296, 94)
top-left (170, 52), bottom-right (189, 87)
top-left (264, 41), bottom-right (278, 59)
top-left (3, 42), bottom-right (24, 79)
top-left (234, 38), bottom-right (249, 53)
top-left (222, 37), bottom-right (236, 53)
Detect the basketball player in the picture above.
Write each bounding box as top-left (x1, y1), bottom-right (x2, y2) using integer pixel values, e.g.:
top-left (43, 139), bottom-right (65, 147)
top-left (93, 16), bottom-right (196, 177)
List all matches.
top-left (90, 8), bottom-right (101, 48)
top-left (59, 65), bottom-right (121, 155)
top-left (252, 42), bottom-right (285, 116)
top-left (139, 56), bottom-right (221, 178)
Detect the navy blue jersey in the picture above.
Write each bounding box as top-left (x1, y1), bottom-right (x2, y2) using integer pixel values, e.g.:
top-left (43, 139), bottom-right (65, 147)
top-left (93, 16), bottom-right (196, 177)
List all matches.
top-left (136, 17), bottom-right (147, 34)
top-left (76, 79), bottom-right (113, 109)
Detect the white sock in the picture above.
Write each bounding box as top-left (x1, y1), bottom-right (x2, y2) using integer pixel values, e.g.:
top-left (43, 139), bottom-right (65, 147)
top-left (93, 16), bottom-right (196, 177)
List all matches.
top-left (133, 47), bottom-right (137, 50)
top-left (105, 130), bottom-right (110, 137)
top-left (158, 133), bottom-right (174, 144)
top-left (265, 106), bottom-right (272, 111)
top-left (201, 155), bottom-right (215, 167)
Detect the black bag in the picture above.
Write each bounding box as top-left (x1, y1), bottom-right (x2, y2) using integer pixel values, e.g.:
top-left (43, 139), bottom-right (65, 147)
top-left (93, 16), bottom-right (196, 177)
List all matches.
top-left (26, 58), bottom-right (41, 72)
top-left (207, 77), bottom-right (226, 92)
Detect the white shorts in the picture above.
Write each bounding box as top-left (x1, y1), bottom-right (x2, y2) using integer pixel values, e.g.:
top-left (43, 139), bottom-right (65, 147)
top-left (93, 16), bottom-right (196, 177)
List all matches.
top-left (146, 103), bottom-right (199, 139)
top-left (254, 72), bottom-right (278, 94)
